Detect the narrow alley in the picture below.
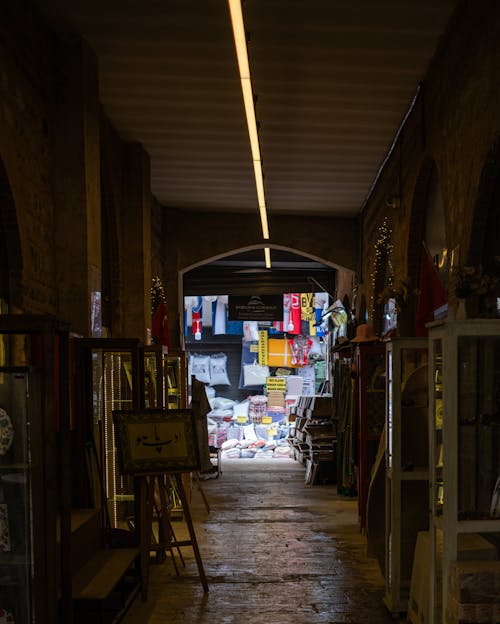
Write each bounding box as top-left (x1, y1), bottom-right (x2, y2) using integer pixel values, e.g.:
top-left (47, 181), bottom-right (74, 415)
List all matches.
top-left (123, 459), bottom-right (401, 624)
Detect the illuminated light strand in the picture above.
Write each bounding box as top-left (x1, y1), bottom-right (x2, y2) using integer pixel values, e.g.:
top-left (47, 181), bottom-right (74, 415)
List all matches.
top-left (368, 216), bottom-right (393, 319)
top-left (228, 0), bottom-right (270, 242)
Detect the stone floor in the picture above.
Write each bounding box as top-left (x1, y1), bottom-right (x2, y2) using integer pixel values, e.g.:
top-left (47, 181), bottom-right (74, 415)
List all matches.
top-left (122, 458), bottom-right (404, 624)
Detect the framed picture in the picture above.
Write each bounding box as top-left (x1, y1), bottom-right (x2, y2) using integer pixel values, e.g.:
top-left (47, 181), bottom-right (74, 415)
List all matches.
top-left (112, 409), bottom-right (200, 475)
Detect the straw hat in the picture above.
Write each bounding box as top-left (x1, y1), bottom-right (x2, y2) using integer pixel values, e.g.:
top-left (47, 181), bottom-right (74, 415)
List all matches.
top-left (350, 323), bottom-right (380, 343)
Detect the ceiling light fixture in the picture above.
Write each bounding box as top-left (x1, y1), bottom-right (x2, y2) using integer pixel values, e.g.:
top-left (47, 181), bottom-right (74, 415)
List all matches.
top-left (264, 247), bottom-right (271, 269)
top-left (228, 0), bottom-right (270, 240)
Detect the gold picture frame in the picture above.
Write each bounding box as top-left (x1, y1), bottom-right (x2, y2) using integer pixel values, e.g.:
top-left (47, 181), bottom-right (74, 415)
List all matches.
top-left (112, 408), bottom-right (200, 475)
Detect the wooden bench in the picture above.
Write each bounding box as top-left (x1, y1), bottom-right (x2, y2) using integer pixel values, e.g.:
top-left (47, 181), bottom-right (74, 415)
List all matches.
top-left (72, 547), bottom-right (139, 601)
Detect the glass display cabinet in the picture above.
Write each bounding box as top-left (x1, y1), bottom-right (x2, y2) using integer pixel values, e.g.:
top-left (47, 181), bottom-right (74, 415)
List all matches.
top-left (330, 343), bottom-right (355, 496)
top-left (141, 345), bottom-right (167, 408)
top-left (384, 338), bottom-right (429, 616)
top-left (354, 343), bottom-right (386, 529)
top-left (166, 351), bottom-right (188, 409)
top-left (0, 315), bottom-right (71, 624)
top-left (74, 339), bottom-right (141, 529)
top-left (428, 320), bottom-right (500, 624)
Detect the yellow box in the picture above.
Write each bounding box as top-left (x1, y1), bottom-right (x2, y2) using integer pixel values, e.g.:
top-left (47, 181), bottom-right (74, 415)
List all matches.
top-left (268, 338), bottom-right (297, 368)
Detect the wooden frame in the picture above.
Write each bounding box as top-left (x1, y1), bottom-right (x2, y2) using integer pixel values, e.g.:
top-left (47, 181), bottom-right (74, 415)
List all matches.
top-left (113, 409), bottom-right (200, 475)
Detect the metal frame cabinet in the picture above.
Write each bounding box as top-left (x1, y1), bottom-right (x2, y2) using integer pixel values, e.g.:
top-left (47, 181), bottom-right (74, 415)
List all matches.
top-left (141, 345), bottom-right (167, 408)
top-left (0, 315), bottom-right (71, 623)
top-left (166, 351), bottom-right (188, 409)
top-left (427, 319), bottom-right (500, 623)
top-left (384, 338), bottom-right (429, 615)
top-left (74, 338), bottom-right (142, 529)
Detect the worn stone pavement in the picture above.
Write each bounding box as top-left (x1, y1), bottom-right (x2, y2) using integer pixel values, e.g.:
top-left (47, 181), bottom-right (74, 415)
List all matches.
top-left (123, 458), bottom-right (404, 624)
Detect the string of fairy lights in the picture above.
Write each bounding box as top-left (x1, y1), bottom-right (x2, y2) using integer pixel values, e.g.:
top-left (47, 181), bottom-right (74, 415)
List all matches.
top-left (151, 276), bottom-right (166, 313)
top-left (369, 216), bottom-right (393, 319)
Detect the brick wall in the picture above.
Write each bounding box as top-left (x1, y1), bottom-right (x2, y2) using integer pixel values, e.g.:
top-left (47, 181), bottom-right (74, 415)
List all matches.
top-left (358, 0), bottom-right (500, 333)
top-left (1, 0), bottom-right (500, 339)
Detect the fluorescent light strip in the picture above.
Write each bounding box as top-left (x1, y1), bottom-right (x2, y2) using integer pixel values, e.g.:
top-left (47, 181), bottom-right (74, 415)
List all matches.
top-left (228, 0), bottom-right (270, 240)
top-left (264, 247), bottom-right (271, 269)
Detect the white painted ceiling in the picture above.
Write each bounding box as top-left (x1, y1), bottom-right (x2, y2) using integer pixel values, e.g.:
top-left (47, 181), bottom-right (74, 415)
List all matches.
top-left (36, 0), bottom-right (457, 221)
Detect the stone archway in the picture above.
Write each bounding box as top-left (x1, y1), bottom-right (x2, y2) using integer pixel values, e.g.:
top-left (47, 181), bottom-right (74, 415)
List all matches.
top-left (402, 158), bottom-right (447, 334)
top-left (177, 243), bottom-right (355, 349)
top-left (469, 136), bottom-right (500, 268)
top-left (0, 158), bottom-right (22, 312)
top-left (467, 135), bottom-right (500, 315)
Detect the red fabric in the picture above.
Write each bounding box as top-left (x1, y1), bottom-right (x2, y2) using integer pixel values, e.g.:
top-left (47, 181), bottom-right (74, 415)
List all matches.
top-left (415, 244), bottom-right (447, 336)
top-left (288, 293), bottom-right (301, 334)
top-left (152, 300), bottom-right (171, 348)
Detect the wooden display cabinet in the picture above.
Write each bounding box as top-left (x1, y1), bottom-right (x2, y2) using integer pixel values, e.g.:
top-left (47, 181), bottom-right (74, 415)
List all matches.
top-left (141, 345), bottom-right (167, 408)
top-left (384, 338), bottom-right (429, 616)
top-left (166, 351), bottom-right (188, 409)
top-left (427, 320), bottom-right (500, 624)
top-left (354, 342), bottom-right (386, 529)
top-left (330, 343), bottom-right (355, 496)
top-left (0, 315), bottom-right (71, 624)
top-left (73, 339), bottom-right (141, 529)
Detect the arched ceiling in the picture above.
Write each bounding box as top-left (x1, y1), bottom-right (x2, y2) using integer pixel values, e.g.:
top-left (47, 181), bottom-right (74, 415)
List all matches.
top-left (35, 0), bottom-right (457, 223)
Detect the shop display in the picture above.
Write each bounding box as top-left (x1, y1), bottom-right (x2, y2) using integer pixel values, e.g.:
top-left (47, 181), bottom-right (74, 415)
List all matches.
top-left (242, 362), bottom-right (269, 387)
top-left (167, 351), bottom-right (188, 409)
top-left (74, 338), bottom-right (142, 528)
top-left (268, 338), bottom-right (296, 367)
top-left (0, 316), bottom-right (71, 623)
top-left (428, 319), bottom-right (500, 624)
top-left (208, 353), bottom-right (231, 386)
top-left (383, 338), bottom-right (429, 616)
top-left (185, 291), bottom-right (332, 465)
top-left (288, 396), bottom-right (336, 483)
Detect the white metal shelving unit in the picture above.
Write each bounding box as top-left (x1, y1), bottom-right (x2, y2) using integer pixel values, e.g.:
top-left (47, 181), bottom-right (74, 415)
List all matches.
top-left (427, 319), bottom-right (500, 624)
top-left (384, 337), bottom-right (429, 616)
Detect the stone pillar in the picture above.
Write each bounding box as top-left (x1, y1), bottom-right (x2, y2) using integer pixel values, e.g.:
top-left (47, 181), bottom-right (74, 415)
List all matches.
top-left (164, 207), bottom-right (181, 349)
top-left (52, 39), bottom-right (101, 335)
top-left (118, 143), bottom-right (151, 341)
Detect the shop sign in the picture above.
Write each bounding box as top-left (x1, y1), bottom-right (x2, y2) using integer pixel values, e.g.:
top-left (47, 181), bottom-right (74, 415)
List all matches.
top-left (228, 295), bottom-right (283, 321)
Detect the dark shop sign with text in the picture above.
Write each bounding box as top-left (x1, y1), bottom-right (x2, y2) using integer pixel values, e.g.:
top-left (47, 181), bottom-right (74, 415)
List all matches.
top-left (228, 295), bottom-right (283, 321)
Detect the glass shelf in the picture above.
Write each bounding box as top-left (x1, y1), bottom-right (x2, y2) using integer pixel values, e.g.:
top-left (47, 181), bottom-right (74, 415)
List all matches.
top-left (76, 339), bottom-right (141, 529)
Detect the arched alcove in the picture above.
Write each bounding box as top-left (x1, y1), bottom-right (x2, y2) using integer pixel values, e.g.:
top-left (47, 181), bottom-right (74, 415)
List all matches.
top-left (182, 245), bottom-right (340, 297)
top-left (404, 158), bottom-right (447, 334)
top-left (179, 244), bottom-right (353, 400)
top-left (0, 158), bottom-right (22, 311)
top-left (467, 136), bottom-right (500, 316)
top-left (469, 136), bottom-right (500, 269)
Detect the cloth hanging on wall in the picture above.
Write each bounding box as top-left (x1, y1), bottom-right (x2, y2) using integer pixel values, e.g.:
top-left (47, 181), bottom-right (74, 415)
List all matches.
top-left (191, 296), bottom-right (203, 340)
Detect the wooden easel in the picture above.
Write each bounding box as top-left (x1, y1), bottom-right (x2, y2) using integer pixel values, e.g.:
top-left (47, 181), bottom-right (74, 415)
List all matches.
top-left (135, 472), bottom-right (209, 599)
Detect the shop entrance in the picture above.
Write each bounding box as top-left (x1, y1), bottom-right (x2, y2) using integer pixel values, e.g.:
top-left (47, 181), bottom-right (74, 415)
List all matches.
top-left (182, 248), bottom-right (347, 467)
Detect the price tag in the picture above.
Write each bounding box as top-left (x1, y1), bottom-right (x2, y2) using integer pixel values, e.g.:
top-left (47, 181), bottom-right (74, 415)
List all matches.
top-left (266, 377), bottom-right (286, 392)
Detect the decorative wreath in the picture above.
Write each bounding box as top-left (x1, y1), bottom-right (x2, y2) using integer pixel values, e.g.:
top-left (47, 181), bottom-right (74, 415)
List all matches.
top-left (0, 408), bottom-right (14, 456)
